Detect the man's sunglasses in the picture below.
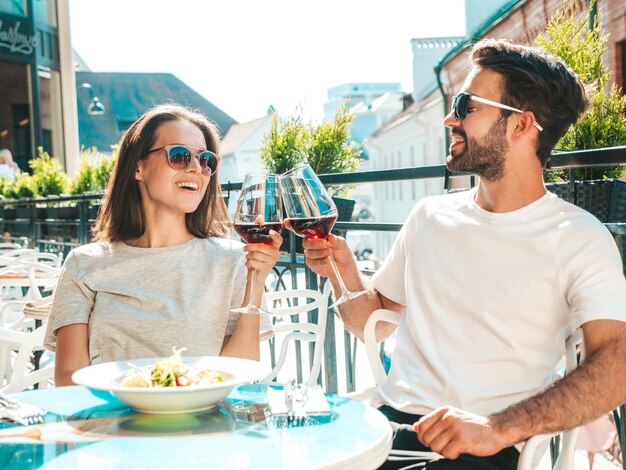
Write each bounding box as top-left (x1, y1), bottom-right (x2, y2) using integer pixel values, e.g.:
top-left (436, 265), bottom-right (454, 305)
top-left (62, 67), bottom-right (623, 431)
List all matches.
top-left (451, 92), bottom-right (543, 132)
top-left (147, 144), bottom-right (219, 175)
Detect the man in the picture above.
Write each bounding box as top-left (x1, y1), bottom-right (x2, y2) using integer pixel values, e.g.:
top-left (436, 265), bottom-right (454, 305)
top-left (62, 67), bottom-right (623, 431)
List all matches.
top-left (300, 39), bottom-right (626, 469)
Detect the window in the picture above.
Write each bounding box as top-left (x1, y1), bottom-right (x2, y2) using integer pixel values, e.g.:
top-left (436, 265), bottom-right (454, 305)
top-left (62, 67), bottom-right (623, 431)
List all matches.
top-left (0, 1), bottom-right (25, 16)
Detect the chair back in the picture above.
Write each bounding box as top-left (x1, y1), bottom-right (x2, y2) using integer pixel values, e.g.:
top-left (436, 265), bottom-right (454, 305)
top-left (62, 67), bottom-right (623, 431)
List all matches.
top-left (363, 311), bottom-right (586, 470)
top-left (0, 252), bottom-right (61, 302)
top-left (364, 309), bottom-right (401, 387)
top-left (0, 324), bottom-right (54, 393)
top-left (0, 243), bottom-right (22, 252)
top-left (261, 288), bottom-right (329, 387)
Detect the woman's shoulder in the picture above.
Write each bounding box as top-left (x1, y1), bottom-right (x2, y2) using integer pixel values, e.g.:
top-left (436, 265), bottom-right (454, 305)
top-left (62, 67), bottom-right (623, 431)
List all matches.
top-left (195, 237), bottom-right (246, 262)
top-left (200, 236), bottom-right (245, 251)
top-left (62, 241), bottom-right (117, 275)
top-left (69, 241), bottom-right (115, 259)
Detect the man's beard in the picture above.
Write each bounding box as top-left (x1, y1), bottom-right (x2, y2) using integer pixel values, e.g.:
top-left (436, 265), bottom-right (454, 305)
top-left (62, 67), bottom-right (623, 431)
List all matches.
top-left (446, 116), bottom-right (509, 182)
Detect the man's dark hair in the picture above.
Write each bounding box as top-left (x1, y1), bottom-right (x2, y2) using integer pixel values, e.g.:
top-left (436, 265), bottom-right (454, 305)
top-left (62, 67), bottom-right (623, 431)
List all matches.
top-left (93, 103), bottom-right (230, 242)
top-left (471, 38), bottom-right (590, 166)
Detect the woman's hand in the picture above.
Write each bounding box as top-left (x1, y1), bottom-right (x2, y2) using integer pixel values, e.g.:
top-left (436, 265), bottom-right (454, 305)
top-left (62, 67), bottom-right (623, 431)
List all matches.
top-left (243, 229), bottom-right (283, 281)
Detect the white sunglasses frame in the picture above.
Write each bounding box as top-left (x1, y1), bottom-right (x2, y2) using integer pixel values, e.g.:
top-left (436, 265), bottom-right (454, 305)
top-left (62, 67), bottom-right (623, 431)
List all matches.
top-left (454, 93), bottom-right (544, 132)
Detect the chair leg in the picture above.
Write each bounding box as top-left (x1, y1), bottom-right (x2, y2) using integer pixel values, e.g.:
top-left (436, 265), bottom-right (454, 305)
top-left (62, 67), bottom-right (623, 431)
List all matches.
top-left (550, 435), bottom-right (560, 467)
top-left (613, 406), bottom-right (626, 470)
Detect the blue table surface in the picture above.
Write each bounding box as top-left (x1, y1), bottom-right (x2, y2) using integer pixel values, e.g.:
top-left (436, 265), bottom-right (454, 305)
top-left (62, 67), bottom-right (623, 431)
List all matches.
top-left (0, 385), bottom-right (391, 469)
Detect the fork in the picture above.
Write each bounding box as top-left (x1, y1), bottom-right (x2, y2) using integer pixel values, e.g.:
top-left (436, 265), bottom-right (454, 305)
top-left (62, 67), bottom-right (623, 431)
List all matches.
top-left (0, 392), bottom-right (46, 426)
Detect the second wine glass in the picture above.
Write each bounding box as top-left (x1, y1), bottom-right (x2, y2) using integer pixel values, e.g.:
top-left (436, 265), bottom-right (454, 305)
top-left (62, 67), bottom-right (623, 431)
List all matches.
top-left (231, 172), bottom-right (283, 315)
top-left (279, 163), bottom-right (367, 307)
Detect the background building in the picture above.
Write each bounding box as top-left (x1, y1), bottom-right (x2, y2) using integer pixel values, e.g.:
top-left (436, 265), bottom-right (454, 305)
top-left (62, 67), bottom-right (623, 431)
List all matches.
top-left (219, 114), bottom-right (273, 183)
top-left (364, 36), bottom-right (461, 258)
top-left (0, 0), bottom-right (76, 173)
top-left (439, 0), bottom-right (626, 105)
top-left (75, 71), bottom-right (237, 154)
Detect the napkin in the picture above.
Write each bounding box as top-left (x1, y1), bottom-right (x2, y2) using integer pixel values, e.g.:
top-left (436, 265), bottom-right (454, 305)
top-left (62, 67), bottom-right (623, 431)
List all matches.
top-left (267, 385), bottom-right (331, 416)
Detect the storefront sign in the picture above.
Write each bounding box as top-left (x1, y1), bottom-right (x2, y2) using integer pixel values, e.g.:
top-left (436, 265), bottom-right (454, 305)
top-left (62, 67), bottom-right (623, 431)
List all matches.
top-left (0, 19), bottom-right (39, 55)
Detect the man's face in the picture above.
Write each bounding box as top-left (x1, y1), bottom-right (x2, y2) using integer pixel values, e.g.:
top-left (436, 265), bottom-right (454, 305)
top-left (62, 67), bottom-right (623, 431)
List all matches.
top-left (443, 68), bottom-right (511, 182)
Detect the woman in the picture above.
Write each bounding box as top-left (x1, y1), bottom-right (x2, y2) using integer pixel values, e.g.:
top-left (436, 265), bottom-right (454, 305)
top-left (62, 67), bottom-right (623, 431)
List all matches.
top-left (0, 148), bottom-right (18, 180)
top-left (44, 104), bottom-right (282, 386)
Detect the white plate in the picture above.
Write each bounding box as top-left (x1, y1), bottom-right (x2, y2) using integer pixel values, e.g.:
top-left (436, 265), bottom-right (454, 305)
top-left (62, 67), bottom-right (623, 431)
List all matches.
top-left (72, 356), bottom-right (266, 414)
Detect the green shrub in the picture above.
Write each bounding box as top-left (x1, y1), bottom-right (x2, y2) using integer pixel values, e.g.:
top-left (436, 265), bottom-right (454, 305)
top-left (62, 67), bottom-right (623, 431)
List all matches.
top-left (94, 151), bottom-right (116, 190)
top-left (308, 104), bottom-right (362, 196)
top-left (536, 0), bottom-right (626, 181)
top-left (0, 177), bottom-right (12, 199)
top-left (70, 154), bottom-right (97, 195)
top-left (70, 147), bottom-right (116, 194)
top-left (259, 104), bottom-right (362, 196)
top-left (29, 148), bottom-right (68, 196)
top-left (5, 172), bottom-right (37, 199)
top-left (260, 113), bottom-right (311, 175)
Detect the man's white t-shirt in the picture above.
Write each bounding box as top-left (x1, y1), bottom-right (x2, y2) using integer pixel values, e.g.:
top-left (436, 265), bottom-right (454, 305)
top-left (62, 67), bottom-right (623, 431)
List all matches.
top-left (372, 189), bottom-right (626, 417)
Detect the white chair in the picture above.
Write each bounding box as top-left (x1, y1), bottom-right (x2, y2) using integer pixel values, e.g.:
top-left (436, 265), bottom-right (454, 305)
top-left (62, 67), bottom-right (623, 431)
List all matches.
top-left (260, 288), bottom-right (329, 387)
top-left (0, 254), bottom-right (61, 302)
top-left (0, 324), bottom-right (54, 393)
top-left (363, 309), bottom-right (584, 470)
top-left (0, 242), bottom-right (23, 252)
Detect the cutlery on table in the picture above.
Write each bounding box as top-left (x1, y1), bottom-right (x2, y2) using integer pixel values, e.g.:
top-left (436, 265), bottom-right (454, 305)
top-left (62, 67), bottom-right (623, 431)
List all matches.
top-left (0, 392), bottom-right (46, 426)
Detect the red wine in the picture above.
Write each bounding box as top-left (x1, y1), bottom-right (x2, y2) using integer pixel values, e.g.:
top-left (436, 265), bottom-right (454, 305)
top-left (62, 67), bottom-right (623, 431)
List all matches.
top-left (289, 215), bottom-right (337, 239)
top-left (234, 222), bottom-right (283, 244)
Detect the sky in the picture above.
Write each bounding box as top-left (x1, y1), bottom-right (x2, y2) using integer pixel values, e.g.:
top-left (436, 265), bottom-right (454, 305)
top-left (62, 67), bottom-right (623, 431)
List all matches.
top-left (69, 0), bottom-right (466, 124)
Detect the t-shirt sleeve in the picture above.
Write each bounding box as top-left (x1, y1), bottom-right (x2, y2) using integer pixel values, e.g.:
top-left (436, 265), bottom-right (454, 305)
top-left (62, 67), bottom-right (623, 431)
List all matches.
top-left (225, 254), bottom-right (248, 336)
top-left (44, 251), bottom-right (95, 352)
top-left (371, 210), bottom-right (414, 306)
top-left (563, 225), bottom-right (626, 329)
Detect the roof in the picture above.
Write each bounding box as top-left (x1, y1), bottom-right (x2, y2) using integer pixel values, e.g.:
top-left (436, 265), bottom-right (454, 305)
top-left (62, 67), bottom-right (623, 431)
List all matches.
top-left (435, 0), bottom-right (527, 71)
top-left (76, 72), bottom-right (237, 152)
top-left (220, 114), bottom-right (273, 156)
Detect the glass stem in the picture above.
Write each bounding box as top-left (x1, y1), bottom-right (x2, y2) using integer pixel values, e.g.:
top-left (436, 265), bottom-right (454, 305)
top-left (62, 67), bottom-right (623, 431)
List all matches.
top-left (248, 268), bottom-right (257, 309)
top-left (328, 256), bottom-right (350, 296)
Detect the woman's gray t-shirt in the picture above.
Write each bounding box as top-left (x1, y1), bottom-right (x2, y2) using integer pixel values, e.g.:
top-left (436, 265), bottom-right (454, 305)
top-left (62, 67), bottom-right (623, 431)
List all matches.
top-left (44, 237), bottom-right (248, 364)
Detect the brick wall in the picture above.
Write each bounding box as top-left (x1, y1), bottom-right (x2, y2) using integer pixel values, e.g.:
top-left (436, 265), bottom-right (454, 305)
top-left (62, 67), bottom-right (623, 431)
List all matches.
top-left (441, 0), bottom-right (625, 95)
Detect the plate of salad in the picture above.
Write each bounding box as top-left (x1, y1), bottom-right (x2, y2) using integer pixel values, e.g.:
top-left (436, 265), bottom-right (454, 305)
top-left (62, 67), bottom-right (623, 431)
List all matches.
top-left (72, 348), bottom-right (267, 414)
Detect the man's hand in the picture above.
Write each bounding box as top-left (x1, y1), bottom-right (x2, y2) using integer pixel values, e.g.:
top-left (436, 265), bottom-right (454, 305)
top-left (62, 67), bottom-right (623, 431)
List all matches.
top-left (415, 406), bottom-right (511, 460)
top-left (284, 220), bottom-right (355, 283)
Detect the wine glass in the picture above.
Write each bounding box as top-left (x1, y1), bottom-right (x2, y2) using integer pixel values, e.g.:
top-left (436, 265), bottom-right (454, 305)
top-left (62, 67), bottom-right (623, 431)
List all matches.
top-left (279, 163), bottom-right (367, 307)
top-left (231, 172), bottom-right (283, 315)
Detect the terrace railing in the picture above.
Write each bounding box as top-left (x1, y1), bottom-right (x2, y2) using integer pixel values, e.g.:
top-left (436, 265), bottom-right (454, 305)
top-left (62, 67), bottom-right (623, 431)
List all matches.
top-left (0, 146), bottom-right (624, 395)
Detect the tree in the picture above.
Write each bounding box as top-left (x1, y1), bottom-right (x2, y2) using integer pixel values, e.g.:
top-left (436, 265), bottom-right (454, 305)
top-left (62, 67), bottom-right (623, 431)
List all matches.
top-left (536, 0), bottom-right (626, 181)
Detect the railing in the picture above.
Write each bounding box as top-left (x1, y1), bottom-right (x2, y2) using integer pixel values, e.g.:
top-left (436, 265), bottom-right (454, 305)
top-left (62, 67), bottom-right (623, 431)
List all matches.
top-left (0, 146), bottom-right (624, 395)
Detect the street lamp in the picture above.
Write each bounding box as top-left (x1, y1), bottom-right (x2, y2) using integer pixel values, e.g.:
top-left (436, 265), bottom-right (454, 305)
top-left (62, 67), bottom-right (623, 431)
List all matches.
top-left (80, 83), bottom-right (106, 116)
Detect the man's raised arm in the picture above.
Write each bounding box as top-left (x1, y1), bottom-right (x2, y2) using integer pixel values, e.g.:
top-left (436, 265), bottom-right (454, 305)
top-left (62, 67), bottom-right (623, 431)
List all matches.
top-left (301, 233), bottom-right (404, 342)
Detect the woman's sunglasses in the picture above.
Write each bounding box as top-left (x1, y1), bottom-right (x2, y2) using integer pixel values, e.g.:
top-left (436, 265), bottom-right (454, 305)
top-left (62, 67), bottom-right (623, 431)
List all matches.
top-left (147, 144), bottom-right (219, 175)
top-left (451, 92), bottom-right (543, 132)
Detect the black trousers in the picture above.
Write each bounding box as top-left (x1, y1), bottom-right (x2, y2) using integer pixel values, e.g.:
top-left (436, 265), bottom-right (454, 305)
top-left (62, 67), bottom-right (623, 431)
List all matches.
top-left (378, 405), bottom-right (519, 470)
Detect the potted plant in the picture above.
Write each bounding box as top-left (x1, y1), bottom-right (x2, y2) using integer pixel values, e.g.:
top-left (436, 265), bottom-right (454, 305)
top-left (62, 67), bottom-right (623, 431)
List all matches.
top-left (259, 105), bottom-right (363, 252)
top-left (27, 148), bottom-right (73, 221)
top-left (536, 0), bottom-right (626, 266)
top-left (70, 147), bottom-right (116, 220)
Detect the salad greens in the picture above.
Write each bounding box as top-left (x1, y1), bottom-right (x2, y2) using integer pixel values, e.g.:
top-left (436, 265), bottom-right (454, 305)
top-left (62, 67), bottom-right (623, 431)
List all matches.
top-left (121, 347), bottom-right (224, 388)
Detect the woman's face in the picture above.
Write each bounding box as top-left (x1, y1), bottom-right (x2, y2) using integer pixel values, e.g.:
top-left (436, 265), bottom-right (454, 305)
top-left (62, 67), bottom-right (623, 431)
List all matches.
top-left (135, 119), bottom-right (211, 217)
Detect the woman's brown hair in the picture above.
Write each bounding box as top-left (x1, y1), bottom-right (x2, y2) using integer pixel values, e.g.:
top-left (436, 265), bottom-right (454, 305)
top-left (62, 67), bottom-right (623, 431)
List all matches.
top-left (92, 104), bottom-right (230, 242)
